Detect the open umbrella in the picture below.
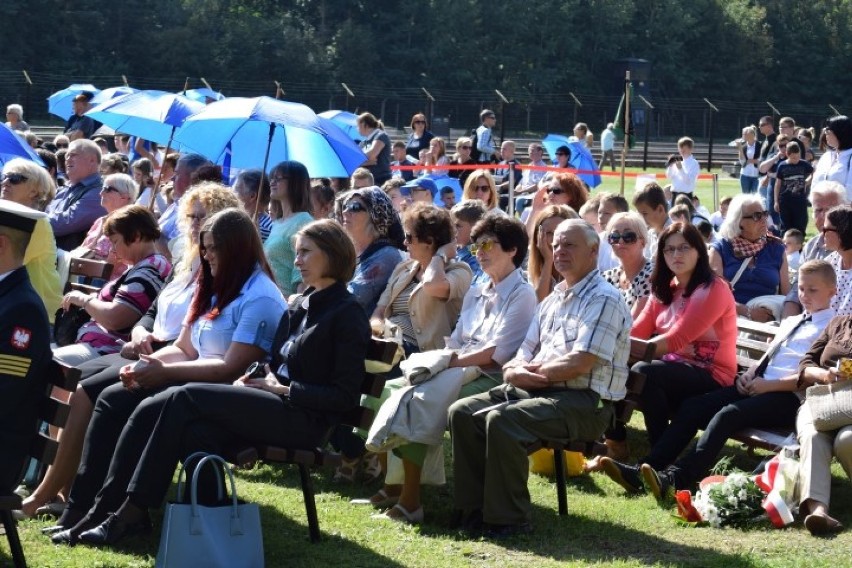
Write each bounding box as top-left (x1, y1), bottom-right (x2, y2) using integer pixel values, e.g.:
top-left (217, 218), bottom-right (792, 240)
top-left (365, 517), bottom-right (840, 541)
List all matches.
top-left (318, 110), bottom-right (361, 141)
top-left (90, 86), bottom-right (138, 106)
top-left (181, 88), bottom-right (225, 104)
top-left (86, 90), bottom-right (205, 146)
top-left (0, 124), bottom-right (44, 167)
top-left (173, 96), bottom-right (367, 179)
top-left (47, 83), bottom-right (100, 120)
top-left (427, 175), bottom-right (462, 206)
top-left (542, 134), bottom-right (602, 188)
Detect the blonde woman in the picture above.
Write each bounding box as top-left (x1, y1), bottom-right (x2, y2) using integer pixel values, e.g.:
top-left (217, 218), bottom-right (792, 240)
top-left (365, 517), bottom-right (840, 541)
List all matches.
top-left (528, 205), bottom-right (578, 301)
top-left (462, 169), bottom-right (499, 210)
top-left (449, 136), bottom-right (476, 187)
top-left (429, 137), bottom-right (450, 176)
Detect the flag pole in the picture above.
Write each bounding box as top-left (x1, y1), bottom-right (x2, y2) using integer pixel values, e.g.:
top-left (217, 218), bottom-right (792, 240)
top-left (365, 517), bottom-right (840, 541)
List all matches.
top-left (619, 71), bottom-right (630, 196)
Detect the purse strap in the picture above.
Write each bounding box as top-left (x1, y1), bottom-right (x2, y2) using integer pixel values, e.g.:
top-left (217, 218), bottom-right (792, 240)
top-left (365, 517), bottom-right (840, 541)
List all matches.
top-left (729, 256), bottom-right (751, 290)
top-left (190, 455), bottom-right (241, 526)
top-left (176, 451), bottom-right (224, 503)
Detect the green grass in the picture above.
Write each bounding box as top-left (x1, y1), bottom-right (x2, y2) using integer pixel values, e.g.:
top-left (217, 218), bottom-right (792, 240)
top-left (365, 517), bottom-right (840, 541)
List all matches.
top-left (5, 415), bottom-right (851, 568)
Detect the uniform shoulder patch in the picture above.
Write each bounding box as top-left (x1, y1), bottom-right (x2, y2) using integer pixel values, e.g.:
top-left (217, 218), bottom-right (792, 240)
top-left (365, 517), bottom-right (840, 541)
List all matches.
top-left (10, 327), bottom-right (32, 350)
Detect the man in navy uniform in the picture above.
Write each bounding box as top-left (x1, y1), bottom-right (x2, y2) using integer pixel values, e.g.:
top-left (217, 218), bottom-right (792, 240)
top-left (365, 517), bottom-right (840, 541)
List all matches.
top-left (0, 200), bottom-right (52, 493)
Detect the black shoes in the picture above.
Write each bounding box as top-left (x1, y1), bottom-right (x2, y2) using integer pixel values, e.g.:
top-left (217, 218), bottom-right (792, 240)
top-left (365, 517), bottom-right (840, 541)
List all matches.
top-left (599, 457), bottom-right (644, 494)
top-left (640, 464), bottom-right (674, 501)
top-left (78, 512), bottom-right (152, 546)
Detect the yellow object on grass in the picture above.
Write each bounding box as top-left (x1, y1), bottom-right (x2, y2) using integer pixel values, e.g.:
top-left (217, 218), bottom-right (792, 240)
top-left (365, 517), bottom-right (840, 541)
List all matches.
top-left (529, 448), bottom-right (585, 477)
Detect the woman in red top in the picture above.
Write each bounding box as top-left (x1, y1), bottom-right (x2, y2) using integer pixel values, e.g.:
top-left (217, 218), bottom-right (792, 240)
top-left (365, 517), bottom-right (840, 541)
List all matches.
top-left (631, 223), bottom-right (737, 445)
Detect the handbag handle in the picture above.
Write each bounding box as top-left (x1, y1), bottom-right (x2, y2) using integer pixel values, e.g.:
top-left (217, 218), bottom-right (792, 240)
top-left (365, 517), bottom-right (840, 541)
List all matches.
top-left (729, 256), bottom-right (751, 290)
top-left (189, 455), bottom-right (244, 536)
top-left (175, 451), bottom-right (224, 504)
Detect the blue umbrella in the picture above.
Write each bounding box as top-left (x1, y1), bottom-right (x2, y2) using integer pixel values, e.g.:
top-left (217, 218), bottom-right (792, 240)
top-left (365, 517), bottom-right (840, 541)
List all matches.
top-left (173, 96), bottom-right (367, 179)
top-left (542, 134), bottom-right (602, 188)
top-left (86, 90), bottom-right (205, 146)
top-left (90, 86), bottom-right (138, 106)
top-left (0, 124), bottom-right (45, 167)
top-left (47, 83), bottom-right (100, 120)
top-left (318, 110), bottom-right (361, 141)
top-left (181, 88), bottom-right (225, 104)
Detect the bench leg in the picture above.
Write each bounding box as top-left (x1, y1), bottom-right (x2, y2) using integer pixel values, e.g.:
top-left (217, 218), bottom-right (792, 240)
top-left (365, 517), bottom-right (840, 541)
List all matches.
top-left (551, 445), bottom-right (568, 516)
top-left (297, 464), bottom-right (321, 543)
top-left (1, 510), bottom-right (27, 568)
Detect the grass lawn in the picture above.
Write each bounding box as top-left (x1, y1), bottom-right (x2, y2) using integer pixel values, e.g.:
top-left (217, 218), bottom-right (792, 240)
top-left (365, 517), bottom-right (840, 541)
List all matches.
top-left (4, 414), bottom-right (851, 568)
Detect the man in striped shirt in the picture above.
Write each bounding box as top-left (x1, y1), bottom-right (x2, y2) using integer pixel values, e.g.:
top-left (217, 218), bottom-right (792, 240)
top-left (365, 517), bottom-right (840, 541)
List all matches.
top-left (449, 219), bottom-right (632, 538)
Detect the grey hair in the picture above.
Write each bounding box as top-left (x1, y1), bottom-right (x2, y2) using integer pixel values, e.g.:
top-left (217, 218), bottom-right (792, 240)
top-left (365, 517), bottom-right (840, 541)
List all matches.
top-left (6, 104), bottom-right (23, 118)
top-left (68, 138), bottom-right (102, 162)
top-left (606, 211), bottom-right (648, 243)
top-left (104, 173), bottom-right (139, 201)
top-left (719, 193), bottom-right (766, 240)
top-left (555, 218), bottom-right (599, 247)
top-left (810, 180), bottom-right (848, 205)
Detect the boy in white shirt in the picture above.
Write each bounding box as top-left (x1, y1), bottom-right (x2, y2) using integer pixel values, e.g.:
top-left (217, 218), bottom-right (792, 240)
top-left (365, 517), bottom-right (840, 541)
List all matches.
top-left (666, 137), bottom-right (700, 200)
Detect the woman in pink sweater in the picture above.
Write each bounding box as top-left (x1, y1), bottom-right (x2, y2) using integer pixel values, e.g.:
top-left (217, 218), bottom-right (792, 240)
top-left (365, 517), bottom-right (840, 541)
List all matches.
top-left (632, 222), bottom-right (737, 445)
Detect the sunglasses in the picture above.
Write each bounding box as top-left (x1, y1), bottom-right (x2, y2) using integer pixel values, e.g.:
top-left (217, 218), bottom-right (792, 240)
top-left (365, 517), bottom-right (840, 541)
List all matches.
top-left (742, 210), bottom-right (770, 222)
top-left (413, 120), bottom-right (426, 125)
top-left (607, 230), bottom-right (638, 245)
top-left (185, 213), bottom-right (206, 223)
top-left (101, 185), bottom-right (121, 194)
top-left (470, 240), bottom-right (497, 254)
top-left (1, 173), bottom-right (28, 185)
top-left (546, 186), bottom-right (564, 195)
top-left (474, 185), bottom-right (490, 192)
top-left (460, 145), bottom-right (472, 150)
top-left (555, 152), bottom-right (568, 157)
top-left (343, 201), bottom-right (367, 214)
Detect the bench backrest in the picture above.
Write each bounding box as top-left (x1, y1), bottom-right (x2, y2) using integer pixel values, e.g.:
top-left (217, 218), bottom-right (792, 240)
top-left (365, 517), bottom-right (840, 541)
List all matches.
top-left (735, 316), bottom-right (779, 370)
top-left (66, 258), bottom-right (113, 295)
top-left (339, 338), bottom-right (398, 430)
top-left (30, 360), bottom-right (81, 466)
top-left (616, 338), bottom-right (655, 423)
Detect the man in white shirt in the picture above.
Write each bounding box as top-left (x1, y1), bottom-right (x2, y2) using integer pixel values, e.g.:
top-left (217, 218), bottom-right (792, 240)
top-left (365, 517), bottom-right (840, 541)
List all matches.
top-left (599, 123), bottom-right (616, 171)
top-left (666, 137), bottom-right (700, 200)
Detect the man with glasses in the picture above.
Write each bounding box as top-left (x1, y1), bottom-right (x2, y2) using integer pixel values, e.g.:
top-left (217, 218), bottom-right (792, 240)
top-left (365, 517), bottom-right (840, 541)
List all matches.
top-left (778, 117), bottom-right (806, 156)
top-left (449, 219), bottom-right (631, 537)
top-left (46, 139), bottom-right (106, 250)
top-left (474, 110), bottom-right (499, 163)
top-left (156, 153), bottom-right (211, 243)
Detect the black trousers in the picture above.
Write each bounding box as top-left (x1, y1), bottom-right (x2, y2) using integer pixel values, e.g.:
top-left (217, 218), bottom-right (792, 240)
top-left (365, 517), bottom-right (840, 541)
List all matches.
top-left (778, 194), bottom-right (809, 234)
top-left (635, 360), bottom-right (722, 446)
top-left (644, 386), bottom-right (799, 488)
top-left (128, 384), bottom-right (331, 509)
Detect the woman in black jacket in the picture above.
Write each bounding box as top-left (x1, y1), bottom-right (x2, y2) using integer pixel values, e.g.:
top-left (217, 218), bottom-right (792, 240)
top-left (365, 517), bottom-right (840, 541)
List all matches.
top-left (76, 218), bottom-right (371, 546)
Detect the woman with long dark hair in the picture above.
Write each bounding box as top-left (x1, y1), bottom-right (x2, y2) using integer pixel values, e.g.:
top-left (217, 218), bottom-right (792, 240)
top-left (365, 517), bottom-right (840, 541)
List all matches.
top-left (813, 115), bottom-right (852, 195)
top-left (48, 208), bottom-right (286, 545)
top-left (265, 160), bottom-right (314, 295)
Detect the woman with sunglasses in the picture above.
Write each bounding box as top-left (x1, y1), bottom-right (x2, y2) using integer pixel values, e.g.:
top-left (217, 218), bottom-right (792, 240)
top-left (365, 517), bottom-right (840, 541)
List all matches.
top-left (522, 172), bottom-right (588, 229)
top-left (813, 115), bottom-right (852, 194)
top-left (70, 173), bottom-right (137, 278)
top-left (359, 213), bottom-right (535, 524)
top-left (265, 160), bottom-right (314, 296)
top-left (603, 212), bottom-right (653, 320)
top-left (709, 194), bottom-right (789, 322)
top-left (462, 169), bottom-right (500, 211)
top-left (527, 205), bottom-right (579, 302)
top-left (405, 113), bottom-right (434, 160)
top-left (0, 158), bottom-right (62, 320)
top-left (21, 183), bottom-right (238, 520)
top-left (449, 136), bottom-right (477, 187)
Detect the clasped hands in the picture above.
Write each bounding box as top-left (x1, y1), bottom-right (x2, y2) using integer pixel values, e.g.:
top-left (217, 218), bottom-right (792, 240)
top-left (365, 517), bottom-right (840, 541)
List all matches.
top-left (233, 363), bottom-right (290, 396)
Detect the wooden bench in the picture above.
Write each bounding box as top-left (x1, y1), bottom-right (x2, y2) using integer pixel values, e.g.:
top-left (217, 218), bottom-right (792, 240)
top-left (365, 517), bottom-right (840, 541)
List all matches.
top-left (226, 338), bottom-right (398, 542)
top-left (730, 317), bottom-right (796, 453)
top-left (65, 258), bottom-right (113, 295)
top-left (0, 359), bottom-right (81, 568)
top-left (527, 338), bottom-right (655, 515)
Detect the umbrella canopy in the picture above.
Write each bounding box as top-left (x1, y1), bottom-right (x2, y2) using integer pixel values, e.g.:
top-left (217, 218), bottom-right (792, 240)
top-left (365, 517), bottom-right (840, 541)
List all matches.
top-left (86, 90), bottom-right (206, 146)
top-left (426, 175), bottom-right (462, 206)
top-left (318, 110), bottom-right (361, 141)
top-left (0, 124), bottom-right (45, 167)
top-left (542, 134), bottom-right (602, 188)
top-left (181, 88), bottom-right (226, 104)
top-left (47, 83), bottom-right (100, 120)
top-left (90, 86), bottom-right (139, 106)
top-left (173, 97), bottom-right (367, 178)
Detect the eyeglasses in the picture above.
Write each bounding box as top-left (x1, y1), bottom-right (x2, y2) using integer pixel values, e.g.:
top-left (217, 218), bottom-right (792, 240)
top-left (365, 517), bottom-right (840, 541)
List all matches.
top-left (663, 244), bottom-right (694, 256)
top-left (460, 145), bottom-right (472, 150)
top-left (546, 186), bottom-right (564, 195)
top-left (822, 226), bottom-right (838, 234)
top-left (1, 173), bottom-right (28, 185)
top-left (470, 240), bottom-right (497, 255)
top-left (343, 201), bottom-right (367, 214)
top-left (742, 210), bottom-right (770, 222)
top-left (101, 185), bottom-right (121, 194)
top-left (608, 230), bottom-right (638, 245)
top-left (474, 185), bottom-right (490, 192)
top-left (413, 120), bottom-right (426, 125)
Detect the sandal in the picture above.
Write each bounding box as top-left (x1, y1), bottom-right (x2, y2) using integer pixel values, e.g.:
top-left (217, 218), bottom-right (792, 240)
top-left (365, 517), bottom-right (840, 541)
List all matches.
top-left (332, 456), bottom-right (361, 483)
top-left (350, 489), bottom-right (399, 508)
top-left (361, 452), bottom-right (383, 484)
top-left (371, 503), bottom-right (424, 524)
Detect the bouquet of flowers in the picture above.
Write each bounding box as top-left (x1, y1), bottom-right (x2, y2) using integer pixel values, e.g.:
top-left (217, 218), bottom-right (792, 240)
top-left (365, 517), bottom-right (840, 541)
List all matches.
top-left (675, 473), bottom-right (766, 528)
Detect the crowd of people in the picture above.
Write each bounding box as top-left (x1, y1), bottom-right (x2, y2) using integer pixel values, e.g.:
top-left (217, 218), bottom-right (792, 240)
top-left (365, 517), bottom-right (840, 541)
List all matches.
top-left (1, 104), bottom-right (851, 557)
